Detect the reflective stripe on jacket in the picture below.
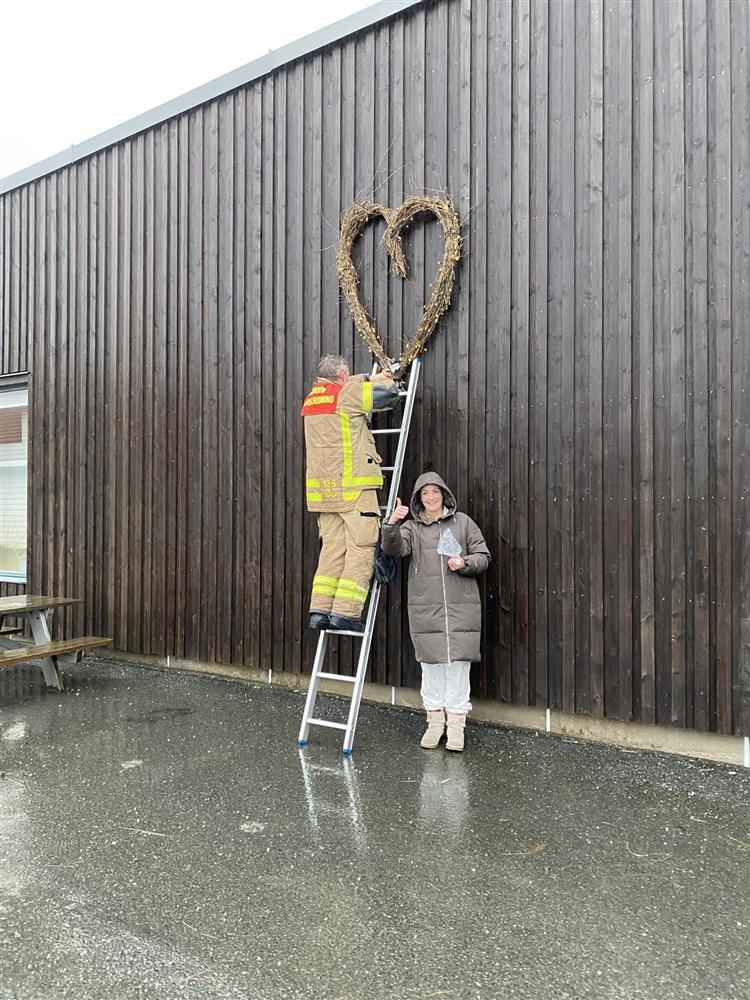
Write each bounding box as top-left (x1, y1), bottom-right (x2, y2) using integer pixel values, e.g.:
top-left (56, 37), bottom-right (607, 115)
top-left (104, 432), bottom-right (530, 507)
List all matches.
top-left (302, 373), bottom-right (398, 512)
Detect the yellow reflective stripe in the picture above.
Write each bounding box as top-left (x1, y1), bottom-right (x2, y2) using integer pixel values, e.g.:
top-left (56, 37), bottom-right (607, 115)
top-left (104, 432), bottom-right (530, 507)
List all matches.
top-left (335, 580), bottom-right (369, 599)
top-left (337, 579), bottom-right (368, 593)
top-left (334, 593), bottom-right (367, 606)
top-left (342, 489), bottom-right (361, 501)
top-left (362, 380), bottom-right (373, 413)
top-left (313, 575), bottom-right (340, 587)
top-left (306, 478), bottom-right (321, 487)
top-left (340, 411), bottom-right (353, 482)
top-left (306, 492), bottom-right (323, 503)
top-left (345, 475), bottom-right (382, 487)
top-left (312, 585), bottom-right (337, 596)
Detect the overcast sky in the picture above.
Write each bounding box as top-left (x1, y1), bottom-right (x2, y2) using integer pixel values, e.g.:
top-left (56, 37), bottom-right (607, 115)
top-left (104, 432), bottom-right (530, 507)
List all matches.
top-left (0, 0), bottom-right (387, 180)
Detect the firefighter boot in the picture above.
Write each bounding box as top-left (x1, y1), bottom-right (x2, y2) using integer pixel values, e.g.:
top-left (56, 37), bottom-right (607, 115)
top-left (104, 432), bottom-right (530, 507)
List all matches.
top-left (445, 713), bottom-right (466, 752)
top-left (328, 613), bottom-right (366, 634)
top-left (420, 709), bottom-right (445, 749)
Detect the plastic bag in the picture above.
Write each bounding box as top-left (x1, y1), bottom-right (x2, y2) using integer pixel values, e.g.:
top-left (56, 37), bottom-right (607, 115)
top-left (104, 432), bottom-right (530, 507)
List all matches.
top-left (437, 528), bottom-right (462, 558)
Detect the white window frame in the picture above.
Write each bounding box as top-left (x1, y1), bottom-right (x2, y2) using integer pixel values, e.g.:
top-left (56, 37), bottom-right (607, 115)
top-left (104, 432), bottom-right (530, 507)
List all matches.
top-left (0, 372), bottom-right (29, 584)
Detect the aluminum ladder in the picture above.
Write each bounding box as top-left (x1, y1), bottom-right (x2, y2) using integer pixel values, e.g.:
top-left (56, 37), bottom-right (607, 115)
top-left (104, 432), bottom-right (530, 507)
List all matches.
top-left (297, 356), bottom-right (422, 754)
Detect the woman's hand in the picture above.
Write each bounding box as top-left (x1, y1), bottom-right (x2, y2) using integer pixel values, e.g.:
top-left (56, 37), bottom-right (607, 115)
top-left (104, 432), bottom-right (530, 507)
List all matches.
top-left (388, 498), bottom-right (409, 525)
top-left (447, 556), bottom-right (465, 572)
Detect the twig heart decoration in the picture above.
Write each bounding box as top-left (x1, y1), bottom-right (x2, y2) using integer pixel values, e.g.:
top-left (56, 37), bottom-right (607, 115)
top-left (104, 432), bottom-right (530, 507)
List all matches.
top-left (336, 195), bottom-right (462, 377)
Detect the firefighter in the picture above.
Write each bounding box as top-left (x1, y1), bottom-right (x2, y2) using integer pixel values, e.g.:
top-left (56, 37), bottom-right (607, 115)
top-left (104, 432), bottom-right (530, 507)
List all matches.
top-left (302, 353), bottom-right (399, 632)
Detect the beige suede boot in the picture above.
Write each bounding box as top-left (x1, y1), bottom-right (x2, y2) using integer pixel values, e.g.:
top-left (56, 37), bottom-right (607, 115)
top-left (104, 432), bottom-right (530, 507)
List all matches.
top-left (420, 710), bottom-right (445, 749)
top-left (445, 713), bottom-right (466, 752)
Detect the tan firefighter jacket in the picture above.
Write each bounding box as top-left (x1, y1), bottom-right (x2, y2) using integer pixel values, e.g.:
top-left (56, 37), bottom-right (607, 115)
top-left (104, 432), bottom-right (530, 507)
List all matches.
top-left (301, 372), bottom-right (399, 512)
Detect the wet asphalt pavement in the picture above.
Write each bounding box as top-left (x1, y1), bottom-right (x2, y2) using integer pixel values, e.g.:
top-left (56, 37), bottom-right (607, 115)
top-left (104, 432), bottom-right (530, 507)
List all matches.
top-left (0, 657), bottom-right (749, 1000)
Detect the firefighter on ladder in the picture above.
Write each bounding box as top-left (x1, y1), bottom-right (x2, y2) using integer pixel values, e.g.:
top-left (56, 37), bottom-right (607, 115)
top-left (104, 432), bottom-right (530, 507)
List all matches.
top-left (302, 353), bottom-right (399, 633)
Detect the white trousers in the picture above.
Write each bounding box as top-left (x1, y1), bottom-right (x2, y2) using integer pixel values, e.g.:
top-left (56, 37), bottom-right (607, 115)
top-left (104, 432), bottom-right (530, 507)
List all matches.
top-left (420, 661), bottom-right (472, 714)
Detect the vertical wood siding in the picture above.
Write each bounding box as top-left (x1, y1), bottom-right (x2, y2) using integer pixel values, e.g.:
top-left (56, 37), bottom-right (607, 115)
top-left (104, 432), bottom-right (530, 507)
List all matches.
top-left (1, 0), bottom-right (749, 735)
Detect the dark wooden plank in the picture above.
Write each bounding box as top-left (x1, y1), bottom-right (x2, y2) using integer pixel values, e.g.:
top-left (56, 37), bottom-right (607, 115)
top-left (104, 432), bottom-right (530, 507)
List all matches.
top-left (56, 169), bottom-right (71, 637)
top-left (1, 195), bottom-right (8, 372)
top-left (231, 92), bottom-right (247, 666)
top-left (667, 0), bottom-right (687, 727)
top-left (150, 124), bottom-right (169, 657)
top-left (587, 0), bottom-right (606, 720)
top-left (272, 75), bottom-right (288, 672)
top-left (603, 0), bottom-right (621, 721)
top-left (185, 110), bottom-right (205, 660)
top-left (0, 595), bottom-right (81, 614)
top-left (573, 0), bottom-right (592, 716)
top-left (468, 0), bottom-right (489, 698)
top-left (374, 22), bottom-right (392, 684)
top-left (730, 0), bottom-right (750, 736)
top-left (216, 94), bottom-right (235, 666)
top-left (30, 178), bottom-right (47, 599)
top-left (686, 0), bottom-right (710, 731)
top-left (247, 83), bottom-right (264, 672)
top-left (173, 116), bottom-right (190, 659)
top-left (490, 0), bottom-right (513, 704)
top-left (529, 0), bottom-right (548, 708)
top-left (0, 635), bottom-right (111, 665)
top-left (385, 14), bottom-right (406, 691)
top-left (260, 78), bottom-right (276, 677)
top-left (511, 0), bottom-right (530, 705)
top-left (617, 0), bottom-right (634, 723)
top-left (104, 151), bottom-right (119, 648)
top-left (86, 152), bottom-right (105, 632)
top-left (201, 102), bottom-right (220, 665)
top-left (652, 0), bottom-right (672, 726)
top-left (560, 0), bottom-right (576, 715)
top-left (9, 191), bottom-right (21, 372)
top-left (712, 0), bottom-right (733, 734)
top-left (126, 137), bottom-right (144, 652)
top-left (72, 161), bottom-right (88, 640)
top-left (634, 0), bottom-right (656, 725)
top-left (141, 133), bottom-right (156, 654)
top-left (285, 63), bottom-right (304, 675)
top-left (545, 0), bottom-right (564, 710)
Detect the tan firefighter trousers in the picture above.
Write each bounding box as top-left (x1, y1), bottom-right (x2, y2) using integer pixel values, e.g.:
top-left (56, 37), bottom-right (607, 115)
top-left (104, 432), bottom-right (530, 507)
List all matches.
top-left (310, 491), bottom-right (381, 619)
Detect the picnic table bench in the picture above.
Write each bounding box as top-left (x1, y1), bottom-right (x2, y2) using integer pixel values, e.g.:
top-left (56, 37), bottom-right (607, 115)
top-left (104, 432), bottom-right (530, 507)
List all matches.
top-left (0, 595), bottom-right (112, 692)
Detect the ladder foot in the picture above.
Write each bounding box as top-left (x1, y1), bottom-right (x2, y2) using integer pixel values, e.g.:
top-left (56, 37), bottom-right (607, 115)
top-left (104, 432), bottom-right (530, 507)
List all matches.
top-left (342, 747), bottom-right (353, 755)
top-left (298, 738), bottom-right (308, 745)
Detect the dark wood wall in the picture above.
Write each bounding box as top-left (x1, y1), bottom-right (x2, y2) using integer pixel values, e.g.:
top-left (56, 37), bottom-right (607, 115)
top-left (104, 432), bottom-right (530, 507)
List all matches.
top-left (1, 0), bottom-right (749, 735)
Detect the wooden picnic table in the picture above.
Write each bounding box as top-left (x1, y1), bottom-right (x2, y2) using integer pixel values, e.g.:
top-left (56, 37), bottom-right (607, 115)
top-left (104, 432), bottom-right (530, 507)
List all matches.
top-left (0, 595), bottom-right (111, 691)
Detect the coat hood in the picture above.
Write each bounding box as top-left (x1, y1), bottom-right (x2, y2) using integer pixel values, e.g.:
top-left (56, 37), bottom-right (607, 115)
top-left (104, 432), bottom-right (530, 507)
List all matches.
top-left (410, 472), bottom-right (457, 521)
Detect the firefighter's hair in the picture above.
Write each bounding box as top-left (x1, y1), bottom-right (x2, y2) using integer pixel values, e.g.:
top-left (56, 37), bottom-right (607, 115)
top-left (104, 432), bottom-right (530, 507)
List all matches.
top-left (317, 354), bottom-right (348, 380)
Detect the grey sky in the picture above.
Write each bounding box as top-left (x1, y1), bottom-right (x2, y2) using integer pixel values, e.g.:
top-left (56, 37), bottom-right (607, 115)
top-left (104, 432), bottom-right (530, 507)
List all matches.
top-left (1, 0), bottom-right (378, 180)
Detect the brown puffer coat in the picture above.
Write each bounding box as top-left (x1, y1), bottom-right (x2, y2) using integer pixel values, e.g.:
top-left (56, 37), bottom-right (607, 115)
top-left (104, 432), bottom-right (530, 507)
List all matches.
top-left (381, 472), bottom-right (490, 664)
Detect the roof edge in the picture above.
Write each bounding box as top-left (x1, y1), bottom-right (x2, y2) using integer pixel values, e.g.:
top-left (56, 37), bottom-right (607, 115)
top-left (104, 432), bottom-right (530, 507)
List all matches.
top-left (0, 0), bottom-right (422, 195)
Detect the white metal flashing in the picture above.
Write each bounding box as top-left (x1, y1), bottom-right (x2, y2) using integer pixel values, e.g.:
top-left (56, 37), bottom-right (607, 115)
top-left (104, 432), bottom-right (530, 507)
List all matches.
top-left (0, 0), bottom-right (422, 195)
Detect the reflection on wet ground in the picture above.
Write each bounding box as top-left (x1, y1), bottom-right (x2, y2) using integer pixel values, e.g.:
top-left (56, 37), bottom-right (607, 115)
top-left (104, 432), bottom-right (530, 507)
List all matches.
top-left (1, 657), bottom-right (749, 1000)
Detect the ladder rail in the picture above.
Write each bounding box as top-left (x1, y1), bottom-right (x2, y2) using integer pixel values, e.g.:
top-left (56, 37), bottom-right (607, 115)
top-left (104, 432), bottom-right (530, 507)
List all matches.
top-left (299, 357), bottom-right (422, 752)
top-left (298, 631), bottom-right (329, 744)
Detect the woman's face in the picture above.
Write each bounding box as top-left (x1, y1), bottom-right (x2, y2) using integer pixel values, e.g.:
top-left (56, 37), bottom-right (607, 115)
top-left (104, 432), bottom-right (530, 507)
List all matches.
top-left (420, 484), bottom-right (444, 514)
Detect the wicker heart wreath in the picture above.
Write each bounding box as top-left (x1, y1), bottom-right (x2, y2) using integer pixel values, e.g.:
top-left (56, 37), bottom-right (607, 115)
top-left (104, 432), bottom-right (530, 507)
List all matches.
top-left (336, 195), bottom-right (462, 376)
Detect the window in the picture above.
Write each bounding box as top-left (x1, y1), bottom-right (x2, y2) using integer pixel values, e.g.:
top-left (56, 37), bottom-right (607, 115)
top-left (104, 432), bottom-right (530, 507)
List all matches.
top-left (0, 374), bottom-right (29, 583)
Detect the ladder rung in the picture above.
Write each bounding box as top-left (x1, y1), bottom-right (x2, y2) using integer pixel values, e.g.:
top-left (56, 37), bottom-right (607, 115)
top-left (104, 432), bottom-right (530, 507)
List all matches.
top-left (324, 628), bottom-right (365, 638)
top-left (398, 389), bottom-right (408, 396)
top-left (316, 671), bottom-right (357, 683)
top-left (308, 718), bottom-right (348, 731)
top-left (381, 466), bottom-right (395, 471)
top-left (371, 428), bottom-right (402, 435)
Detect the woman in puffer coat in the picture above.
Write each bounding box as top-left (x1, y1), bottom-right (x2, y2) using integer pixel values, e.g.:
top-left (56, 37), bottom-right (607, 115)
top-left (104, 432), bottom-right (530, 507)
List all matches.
top-left (381, 472), bottom-right (490, 752)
